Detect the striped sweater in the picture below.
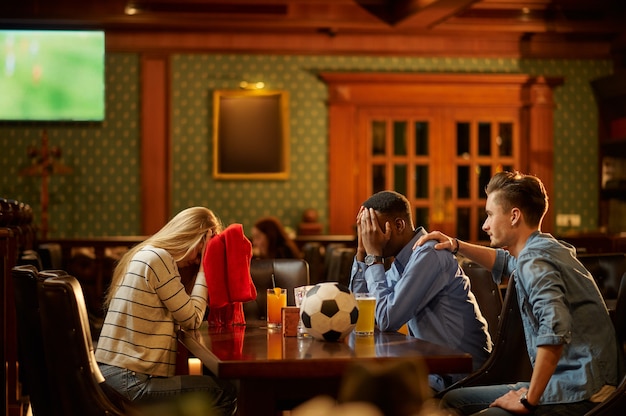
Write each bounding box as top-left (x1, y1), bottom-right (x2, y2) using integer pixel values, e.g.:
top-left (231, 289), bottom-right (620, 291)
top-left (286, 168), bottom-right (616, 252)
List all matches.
top-left (95, 246), bottom-right (208, 377)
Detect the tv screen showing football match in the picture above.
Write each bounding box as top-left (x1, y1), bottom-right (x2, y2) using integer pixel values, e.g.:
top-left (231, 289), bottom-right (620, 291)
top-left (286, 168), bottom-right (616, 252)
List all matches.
top-left (0, 30), bottom-right (105, 121)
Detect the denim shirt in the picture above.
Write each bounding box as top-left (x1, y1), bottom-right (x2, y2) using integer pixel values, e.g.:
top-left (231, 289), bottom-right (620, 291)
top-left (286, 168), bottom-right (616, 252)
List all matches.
top-left (492, 231), bottom-right (619, 404)
top-left (350, 227), bottom-right (492, 373)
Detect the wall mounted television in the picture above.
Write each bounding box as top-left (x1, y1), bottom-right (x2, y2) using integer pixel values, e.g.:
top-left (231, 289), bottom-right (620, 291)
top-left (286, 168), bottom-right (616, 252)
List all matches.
top-left (0, 29), bottom-right (105, 122)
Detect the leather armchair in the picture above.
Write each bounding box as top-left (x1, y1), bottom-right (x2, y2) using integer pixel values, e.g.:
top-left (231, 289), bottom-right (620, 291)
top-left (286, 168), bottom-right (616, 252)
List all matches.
top-left (37, 271), bottom-right (134, 416)
top-left (12, 265), bottom-right (60, 416)
top-left (461, 260), bottom-right (503, 341)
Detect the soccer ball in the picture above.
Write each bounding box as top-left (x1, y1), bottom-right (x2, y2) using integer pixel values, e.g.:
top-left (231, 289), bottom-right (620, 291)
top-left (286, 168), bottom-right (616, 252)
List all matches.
top-left (300, 282), bottom-right (359, 342)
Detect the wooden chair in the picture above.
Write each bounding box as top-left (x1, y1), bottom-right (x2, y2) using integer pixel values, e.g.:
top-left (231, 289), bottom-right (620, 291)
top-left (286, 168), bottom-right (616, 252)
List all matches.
top-left (436, 276), bottom-right (532, 398)
top-left (243, 258), bottom-right (309, 320)
top-left (11, 264), bottom-right (60, 416)
top-left (37, 270), bottom-right (134, 416)
top-left (461, 260), bottom-right (503, 341)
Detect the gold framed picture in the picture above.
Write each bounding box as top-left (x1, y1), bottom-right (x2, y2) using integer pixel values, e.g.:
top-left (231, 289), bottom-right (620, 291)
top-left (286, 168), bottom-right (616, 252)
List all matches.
top-left (213, 89), bottom-right (290, 180)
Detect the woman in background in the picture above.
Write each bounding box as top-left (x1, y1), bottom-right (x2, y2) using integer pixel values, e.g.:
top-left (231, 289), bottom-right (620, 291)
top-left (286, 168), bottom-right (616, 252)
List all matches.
top-left (96, 206), bottom-right (237, 416)
top-left (252, 216), bottom-right (302, 259)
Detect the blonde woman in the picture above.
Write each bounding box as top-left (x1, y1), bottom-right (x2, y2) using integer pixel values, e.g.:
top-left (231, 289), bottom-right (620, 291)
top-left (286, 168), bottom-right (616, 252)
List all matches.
top-left (96, 207), bottom-right (237, 415)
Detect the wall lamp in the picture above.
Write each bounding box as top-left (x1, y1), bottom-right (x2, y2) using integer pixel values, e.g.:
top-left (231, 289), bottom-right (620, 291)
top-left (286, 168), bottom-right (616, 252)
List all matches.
top-left (239, 81), bottom-right (265, 90)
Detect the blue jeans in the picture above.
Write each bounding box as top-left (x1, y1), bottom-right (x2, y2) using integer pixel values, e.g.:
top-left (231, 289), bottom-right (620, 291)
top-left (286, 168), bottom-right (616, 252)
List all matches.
top-left (440, 383), bottom-right (597, 416)
top-left (99, 363), bottom-right (237, 416)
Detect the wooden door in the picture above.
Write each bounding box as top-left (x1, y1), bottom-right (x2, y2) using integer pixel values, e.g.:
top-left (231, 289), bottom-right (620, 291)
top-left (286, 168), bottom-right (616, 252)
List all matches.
top-left (321, 73), bottom-right (561, 239)
top-left (357, 107), bottom-right (519, 242)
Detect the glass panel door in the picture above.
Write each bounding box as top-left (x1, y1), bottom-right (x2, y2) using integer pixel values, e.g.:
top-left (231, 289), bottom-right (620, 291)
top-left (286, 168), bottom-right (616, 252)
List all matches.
top-left (360, 108), bottom-right (518, 242)
top-left (364, 114), bottom-right (433, 231)
top-left (453, 116), bottom-right (519, 242)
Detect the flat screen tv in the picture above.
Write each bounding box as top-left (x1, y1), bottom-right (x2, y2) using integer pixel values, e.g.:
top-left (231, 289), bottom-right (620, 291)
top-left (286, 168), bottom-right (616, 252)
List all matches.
top-left (0, 29), bottom-right (105, 122)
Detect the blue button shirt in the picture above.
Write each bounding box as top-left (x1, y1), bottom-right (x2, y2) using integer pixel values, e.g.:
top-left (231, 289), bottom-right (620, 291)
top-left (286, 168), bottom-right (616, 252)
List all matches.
top-left (350, 227), bottom-right (492, 377)
top-left (492, 231), bottom-right (620, 404)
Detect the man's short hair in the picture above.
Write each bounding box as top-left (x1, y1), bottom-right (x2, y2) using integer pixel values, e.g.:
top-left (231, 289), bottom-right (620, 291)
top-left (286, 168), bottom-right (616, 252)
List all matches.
top-left (485, 171), bottom-right (549, 227)
top-left (362, 191), bottom-right (412, 220)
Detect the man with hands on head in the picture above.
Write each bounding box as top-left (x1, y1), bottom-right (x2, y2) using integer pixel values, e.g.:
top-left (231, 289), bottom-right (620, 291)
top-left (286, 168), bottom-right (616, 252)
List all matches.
top-left (416, 171), bottom-right (621, 415)
top-left (349, 190), bottom-right (492, 392)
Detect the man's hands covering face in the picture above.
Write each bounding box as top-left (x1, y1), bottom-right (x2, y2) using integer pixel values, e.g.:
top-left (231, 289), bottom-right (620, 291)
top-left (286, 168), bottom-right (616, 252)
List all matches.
top-left (356, 206), bottom-right (391, 257)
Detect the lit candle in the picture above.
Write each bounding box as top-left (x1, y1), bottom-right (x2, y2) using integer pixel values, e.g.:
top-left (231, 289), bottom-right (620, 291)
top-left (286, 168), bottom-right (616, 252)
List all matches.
top-left (188, 357), bottom-right (202, 375)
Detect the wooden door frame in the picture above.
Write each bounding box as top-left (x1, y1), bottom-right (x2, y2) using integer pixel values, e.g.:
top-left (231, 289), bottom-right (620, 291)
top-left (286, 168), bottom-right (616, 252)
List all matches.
top-left (320, 72), bottom-right (562, 237)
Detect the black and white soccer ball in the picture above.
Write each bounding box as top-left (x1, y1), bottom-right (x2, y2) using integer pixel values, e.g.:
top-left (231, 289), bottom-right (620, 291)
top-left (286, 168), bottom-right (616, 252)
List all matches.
top-left (300, 282), bottom-right (359, 342)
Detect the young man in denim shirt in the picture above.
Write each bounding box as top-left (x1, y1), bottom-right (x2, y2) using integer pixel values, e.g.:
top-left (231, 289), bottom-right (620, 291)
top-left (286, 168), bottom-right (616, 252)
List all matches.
top-left (417, 171), bottom-right (621, 415)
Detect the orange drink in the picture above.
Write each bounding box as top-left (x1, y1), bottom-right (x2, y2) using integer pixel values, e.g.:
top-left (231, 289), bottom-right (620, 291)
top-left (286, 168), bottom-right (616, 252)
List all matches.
top-left (266, 328), bottom-right (283, 359)
top-left (355, 293), bottom-right (376, 336)
top-left (267, 287), bottom-right (286, 328)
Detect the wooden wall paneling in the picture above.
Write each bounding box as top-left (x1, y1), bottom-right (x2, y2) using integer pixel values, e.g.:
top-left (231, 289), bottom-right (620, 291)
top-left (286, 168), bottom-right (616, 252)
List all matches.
top-left (140, 54), bottom-right (171, 234)
top-left (103, 31), bottom-right (615, 59)
top-left (327, 103), bottom-right (359, 235)
top-left (522, 77), bottom-right (564, 234)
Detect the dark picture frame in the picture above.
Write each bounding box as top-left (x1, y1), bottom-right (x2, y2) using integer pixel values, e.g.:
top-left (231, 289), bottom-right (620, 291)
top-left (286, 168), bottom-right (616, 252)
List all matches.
top-left (213, 89), bottom-right (290, 180)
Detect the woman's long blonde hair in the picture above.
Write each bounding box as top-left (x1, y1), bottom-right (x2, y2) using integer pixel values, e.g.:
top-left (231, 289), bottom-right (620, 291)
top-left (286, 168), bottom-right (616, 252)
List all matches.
top-left (103, 206), bottom-right (223, 309)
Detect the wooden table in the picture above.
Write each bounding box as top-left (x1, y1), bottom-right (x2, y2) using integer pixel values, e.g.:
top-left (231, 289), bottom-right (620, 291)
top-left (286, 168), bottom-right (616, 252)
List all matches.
top-left (178, 321), bottom-right (472, 416)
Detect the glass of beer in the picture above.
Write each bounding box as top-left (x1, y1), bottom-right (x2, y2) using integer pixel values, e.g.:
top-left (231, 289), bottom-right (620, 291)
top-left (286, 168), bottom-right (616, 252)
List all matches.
top-left (354, 293), bottom-right (376, 336)
top-left (267, 287), bottom-right (287, 328)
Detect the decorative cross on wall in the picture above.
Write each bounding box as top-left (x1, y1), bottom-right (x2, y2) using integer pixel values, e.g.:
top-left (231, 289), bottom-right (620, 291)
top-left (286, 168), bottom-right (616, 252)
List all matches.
top-left (19, 130), bottom-right (72, 239)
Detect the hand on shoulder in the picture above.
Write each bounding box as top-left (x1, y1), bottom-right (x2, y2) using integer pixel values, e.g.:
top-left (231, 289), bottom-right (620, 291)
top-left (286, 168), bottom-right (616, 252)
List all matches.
top-left (413, 231), bottom-right (455, 252)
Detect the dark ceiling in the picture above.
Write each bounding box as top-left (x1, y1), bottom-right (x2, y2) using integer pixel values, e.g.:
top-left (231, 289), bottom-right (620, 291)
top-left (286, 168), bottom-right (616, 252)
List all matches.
top-left (1, 0), bottom-right (625, 58)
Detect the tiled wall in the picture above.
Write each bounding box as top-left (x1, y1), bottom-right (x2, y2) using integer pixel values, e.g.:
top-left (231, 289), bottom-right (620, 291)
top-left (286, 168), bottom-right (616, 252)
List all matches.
top-left (0, 54), bottom-right (613, 238)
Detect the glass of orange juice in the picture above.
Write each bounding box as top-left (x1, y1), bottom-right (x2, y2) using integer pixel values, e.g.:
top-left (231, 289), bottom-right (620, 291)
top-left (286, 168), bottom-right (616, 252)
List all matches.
top-left (267, 287), bottom-right (287, 328)
top-left (266, 328), bottom-right (283, 359)
top-left (354, 293), bottom-right (376, 336)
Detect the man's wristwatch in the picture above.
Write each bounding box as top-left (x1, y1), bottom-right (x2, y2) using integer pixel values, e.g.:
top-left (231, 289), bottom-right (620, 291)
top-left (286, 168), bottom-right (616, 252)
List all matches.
top-left (364, 254), bottom-right (384, 266)
top-left (519, 392), bottom-right (538, 412)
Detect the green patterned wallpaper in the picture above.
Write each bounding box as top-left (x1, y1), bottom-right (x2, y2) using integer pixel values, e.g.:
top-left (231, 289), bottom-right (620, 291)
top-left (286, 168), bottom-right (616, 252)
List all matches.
top-left (0, 54), bottom-right (613, 238)
top-left (0, 53), bottom-right (140, 236)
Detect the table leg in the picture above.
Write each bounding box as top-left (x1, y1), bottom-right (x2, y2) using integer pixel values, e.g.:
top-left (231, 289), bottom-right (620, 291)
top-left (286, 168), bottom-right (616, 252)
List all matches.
top-left (237, 380), bottom-right (277, 416)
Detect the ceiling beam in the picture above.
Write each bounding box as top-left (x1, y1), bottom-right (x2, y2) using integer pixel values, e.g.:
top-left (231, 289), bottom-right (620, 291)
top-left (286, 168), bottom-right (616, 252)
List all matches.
top-left (398, 0), bottom-right (481, 28)
top-left (354, 0), bottom-right (480, 26)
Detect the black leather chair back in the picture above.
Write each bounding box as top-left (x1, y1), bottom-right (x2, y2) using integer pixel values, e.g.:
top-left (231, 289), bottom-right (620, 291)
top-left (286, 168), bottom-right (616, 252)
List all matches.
top-left (11, 264), bottom-right (60, 416)
top-left (37, 271), bottom-right (130, 416)
top-left (17, 249), bottom-right (42, 270)
top-left (244, 258), bottom-right (309, 320)
top-left (325, 247), bottom-right (356, 287)
top-left (578, 253), bottom-right (626, 300)
top-left (436, 275), bottom-right (532, 398)
top-left (323, 243), bottom-right (347, 278)
top-left (37, 242), bottom-right (64, 269)
top-left (301, 242), bottom-right (325, 284)
top-left (462, 261), bottom-right (503, 341)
